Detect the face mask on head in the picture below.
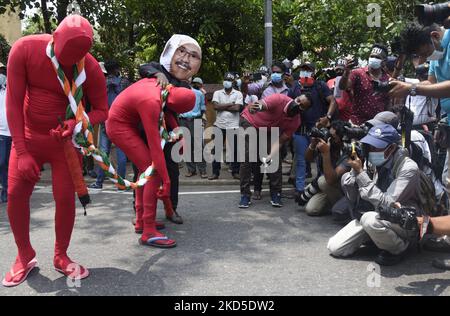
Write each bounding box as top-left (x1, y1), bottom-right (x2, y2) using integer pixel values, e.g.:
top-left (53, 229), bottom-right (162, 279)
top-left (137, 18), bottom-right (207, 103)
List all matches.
top-left (300, 71), bottom-right (313, 78)
top-left (0, 74), bottom-right (5, 88)
top-left (223, 81), bottom-right (233, 90)
top-left (271, 73), bottom-right (283, 84)
top-left (427, 38), bottom-right (445, 61)
top-left (368, 58), bottom-right (383, 70)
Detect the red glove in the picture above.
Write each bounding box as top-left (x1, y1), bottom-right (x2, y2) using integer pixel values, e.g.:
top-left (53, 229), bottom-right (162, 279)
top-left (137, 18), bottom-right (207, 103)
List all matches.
top-left (17, 153), bottom-right (41, 183)
top-left (50, 119), bottom-right (77, 142)
top-left (157, 181), bottom-right (171, 200)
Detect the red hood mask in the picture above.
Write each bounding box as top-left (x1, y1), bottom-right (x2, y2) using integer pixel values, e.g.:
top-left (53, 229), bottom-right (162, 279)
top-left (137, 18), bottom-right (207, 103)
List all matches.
top-left (166, 87), bottom-right (196, 114)
top-left (53, 15), bottom-right (94, 66)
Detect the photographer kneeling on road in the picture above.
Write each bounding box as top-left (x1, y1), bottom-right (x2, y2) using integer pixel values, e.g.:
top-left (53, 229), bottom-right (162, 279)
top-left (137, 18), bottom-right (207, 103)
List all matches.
top-left (327, 124), bottom-right (421, 266)
top-left (298, 121), bottom-right (352, 217)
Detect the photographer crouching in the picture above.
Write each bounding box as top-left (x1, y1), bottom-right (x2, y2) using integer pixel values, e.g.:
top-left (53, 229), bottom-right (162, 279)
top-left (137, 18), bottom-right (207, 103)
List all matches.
top-left (298, 121), bottom-right (352, 218)
top-left (328, 124), bottom-right (422, 266)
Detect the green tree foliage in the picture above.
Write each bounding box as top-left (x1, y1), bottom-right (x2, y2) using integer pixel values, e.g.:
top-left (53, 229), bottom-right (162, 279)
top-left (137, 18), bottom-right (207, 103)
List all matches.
top-left (0, 34), bottom-right (10, 65)
top-left (0, 0), bottom-right (434, 81)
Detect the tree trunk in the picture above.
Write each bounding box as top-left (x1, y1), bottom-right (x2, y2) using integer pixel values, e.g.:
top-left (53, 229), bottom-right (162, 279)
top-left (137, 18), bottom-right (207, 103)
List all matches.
top-left (57, 0), bottom-right (71, 24)
top-left (40, 0), bottom-right (52, 34)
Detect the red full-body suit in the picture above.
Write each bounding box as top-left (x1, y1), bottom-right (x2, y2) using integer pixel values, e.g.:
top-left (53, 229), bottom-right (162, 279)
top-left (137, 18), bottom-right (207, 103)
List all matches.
top-left (4, 16), bottom-right (108, 284)
top-left (107, 79), bottom-right (194, 247)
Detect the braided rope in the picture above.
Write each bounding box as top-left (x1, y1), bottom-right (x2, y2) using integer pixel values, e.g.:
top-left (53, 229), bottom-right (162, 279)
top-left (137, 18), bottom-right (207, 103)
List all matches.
top-left (46, 40), bottom-right (183, 190)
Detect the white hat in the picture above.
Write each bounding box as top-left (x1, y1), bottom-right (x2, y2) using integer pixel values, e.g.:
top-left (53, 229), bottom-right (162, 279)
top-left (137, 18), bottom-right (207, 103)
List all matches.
top-left (192, 77), bottom-right (203, 85)
top-left (160, 34), bottom-right (202, 73)
top-left (0, 62), bottom-right (5, 69)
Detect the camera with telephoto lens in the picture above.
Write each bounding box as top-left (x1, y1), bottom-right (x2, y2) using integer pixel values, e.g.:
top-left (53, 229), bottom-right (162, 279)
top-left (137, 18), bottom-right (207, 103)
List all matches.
top-left (416, 2), bottom-right (450, 26)
top-left (297, 178), bottom-right (321, 206)
top-left (378, 206), bottom-right (419, 231)
top-left (343, 125), bottom-right (370, 141)
top-left (308, 127), bottom-right (331, 141)
top-left (373, 76), bottom-right (405, 94)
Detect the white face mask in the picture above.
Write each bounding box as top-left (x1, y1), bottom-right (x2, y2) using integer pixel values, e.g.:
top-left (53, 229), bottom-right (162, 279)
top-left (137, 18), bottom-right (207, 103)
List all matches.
top-left (223, 81), bottom-right (233, 90)
top-left (368, 58), bottom-right (383, 70)
top-left (299, 71), bottom-right (313, 78)
top-left (427, 39), bottom-right (445, 61)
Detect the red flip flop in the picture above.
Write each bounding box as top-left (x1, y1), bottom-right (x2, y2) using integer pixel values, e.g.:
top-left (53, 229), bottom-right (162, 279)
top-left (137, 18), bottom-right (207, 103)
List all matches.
top-left (2, 258), bottom-right (38, 288)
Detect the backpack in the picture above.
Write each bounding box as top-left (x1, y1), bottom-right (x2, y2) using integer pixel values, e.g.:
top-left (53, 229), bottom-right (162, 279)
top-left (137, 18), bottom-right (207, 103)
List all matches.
top-left (393, 156), bottom-right (439, 217)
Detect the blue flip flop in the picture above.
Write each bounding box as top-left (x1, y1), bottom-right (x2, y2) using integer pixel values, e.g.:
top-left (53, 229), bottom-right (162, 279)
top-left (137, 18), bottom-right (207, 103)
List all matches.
top-left (139, 236), bottom-right (177, 249)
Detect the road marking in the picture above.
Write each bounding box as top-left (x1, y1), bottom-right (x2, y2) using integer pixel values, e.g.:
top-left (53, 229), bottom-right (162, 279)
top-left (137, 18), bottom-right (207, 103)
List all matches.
top-left (33, 187), bottom-right (294, 196)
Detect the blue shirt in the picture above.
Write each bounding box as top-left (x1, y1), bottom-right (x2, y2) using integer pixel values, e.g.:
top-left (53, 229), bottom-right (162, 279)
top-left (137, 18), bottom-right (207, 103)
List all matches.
top-left (181, 88), bottom-right (206, 118)
top-left (429, 29), bottom-right (450, 122)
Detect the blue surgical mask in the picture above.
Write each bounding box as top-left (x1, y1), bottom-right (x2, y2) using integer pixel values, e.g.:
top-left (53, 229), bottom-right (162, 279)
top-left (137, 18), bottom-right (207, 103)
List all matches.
top-left (427, 39), bottom-right (444, 61)
top-left (368, 151), bottom-right (387, 167)
top-left (368, 58), bottom-right (383, 70)
top-left (236, 79), bottom-right (242, 88)
top-left (271, 73), bottom-right (283, 84)
top-left (223, 81), bottom-right (233, 90)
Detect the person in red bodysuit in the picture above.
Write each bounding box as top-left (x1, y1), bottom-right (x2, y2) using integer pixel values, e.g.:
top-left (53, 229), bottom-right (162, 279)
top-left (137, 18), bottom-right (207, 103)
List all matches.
top-left (107, 79), bottom-right (195, 248)
top-left (3, 15), bottom-right (108, 287)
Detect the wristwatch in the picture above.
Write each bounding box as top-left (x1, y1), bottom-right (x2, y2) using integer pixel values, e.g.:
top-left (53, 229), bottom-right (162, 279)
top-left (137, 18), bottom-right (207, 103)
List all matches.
top-left (410, 84), bottom-right (418, 97)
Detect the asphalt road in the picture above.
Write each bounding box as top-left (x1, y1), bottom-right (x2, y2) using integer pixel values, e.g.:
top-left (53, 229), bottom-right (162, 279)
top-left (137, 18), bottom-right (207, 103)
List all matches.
top-left (1, 183), bottom-right (450, 296)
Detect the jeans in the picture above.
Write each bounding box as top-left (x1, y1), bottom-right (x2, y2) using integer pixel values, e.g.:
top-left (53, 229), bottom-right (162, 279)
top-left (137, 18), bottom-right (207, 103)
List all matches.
top-left (293, 133), bottom-right (310, 193)
top-left (0, 135), bottom-right (11, 202)
top-left (96, 127), bottom-right (127, 185)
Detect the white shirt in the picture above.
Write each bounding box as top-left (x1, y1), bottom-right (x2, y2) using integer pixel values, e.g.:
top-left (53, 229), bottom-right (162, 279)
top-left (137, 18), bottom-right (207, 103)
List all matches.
top-left (0, 87), bottom-right (10, 137)
top-left (405, 78), bottom-right (438, 126)
top-left (212, 89), bottom-right (243, 129)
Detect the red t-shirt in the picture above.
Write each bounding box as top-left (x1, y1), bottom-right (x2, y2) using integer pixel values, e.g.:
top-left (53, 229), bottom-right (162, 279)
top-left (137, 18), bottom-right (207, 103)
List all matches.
top-left (349, 67), bottom-right (390, 125)
top-left (241, 94), bottom-right (301, 137)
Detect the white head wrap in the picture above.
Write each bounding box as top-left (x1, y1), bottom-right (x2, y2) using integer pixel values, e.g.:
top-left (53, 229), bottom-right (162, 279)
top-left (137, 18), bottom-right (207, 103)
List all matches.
top-left (160, 34), bottom-right (202, 72)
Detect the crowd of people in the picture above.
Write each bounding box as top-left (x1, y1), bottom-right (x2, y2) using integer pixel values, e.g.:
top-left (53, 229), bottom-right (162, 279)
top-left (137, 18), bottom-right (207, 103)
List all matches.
top-left (4, 11), bottom-right (450, 288)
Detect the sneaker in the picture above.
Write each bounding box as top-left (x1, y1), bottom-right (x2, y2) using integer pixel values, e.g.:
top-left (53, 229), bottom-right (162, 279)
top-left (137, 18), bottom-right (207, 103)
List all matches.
top-left (375, 250), bottom-right (405, 266)
top-left (88, 183), bottom-right (103, 190)
top-left (208, 175), bottom-right (219, 181)
top-left (239, 196), bottom-right (252, 209)
top-left (432, 259), bottom-right (450, 271)
top-left (423, 237), bottom-right (450, 253)
top-left (252, 191), bottom-right (262, 201)
top-left (271, 193), bottom-right (283, 208)
top-left (200, 173), bottom-right (208, 179)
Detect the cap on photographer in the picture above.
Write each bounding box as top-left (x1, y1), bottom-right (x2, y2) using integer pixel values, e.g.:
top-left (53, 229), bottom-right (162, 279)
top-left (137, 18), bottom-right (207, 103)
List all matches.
top-left (339, 43), bottom-right (391, 125)
top-left (328, 124), bottom-right (421, 266)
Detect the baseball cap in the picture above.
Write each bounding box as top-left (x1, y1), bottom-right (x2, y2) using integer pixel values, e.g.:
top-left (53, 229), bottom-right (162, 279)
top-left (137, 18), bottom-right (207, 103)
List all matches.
top-left (0, 62), bottom-right (5, 69)
top-left (224, 72), bottom-right (235, 81)
top-left (367, 111), bottom-right (399, 129)
top-left (361, 124), bottom-right (400, 149)
top-left (192, 77), bottom-right (203, 85)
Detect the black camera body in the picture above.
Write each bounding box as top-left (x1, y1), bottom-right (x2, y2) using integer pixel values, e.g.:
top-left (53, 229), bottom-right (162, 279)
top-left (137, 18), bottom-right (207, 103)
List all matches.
top-left (378, 206), bottom-right (418, 231)
top-left (416, 2), bottom-right (450, 26)
top-left (373, 77), bottom-right (405, 94)
top-left (308, 127), bottom-right (331, 141)
top-left (342, 141), bottom-right (364, 159)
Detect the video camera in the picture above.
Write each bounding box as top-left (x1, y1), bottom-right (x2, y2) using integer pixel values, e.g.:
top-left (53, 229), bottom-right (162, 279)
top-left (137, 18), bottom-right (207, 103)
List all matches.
top-left (378, 206), bottom-right (418, 231)
top-left (416, 2), bottom-right (450, 26)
